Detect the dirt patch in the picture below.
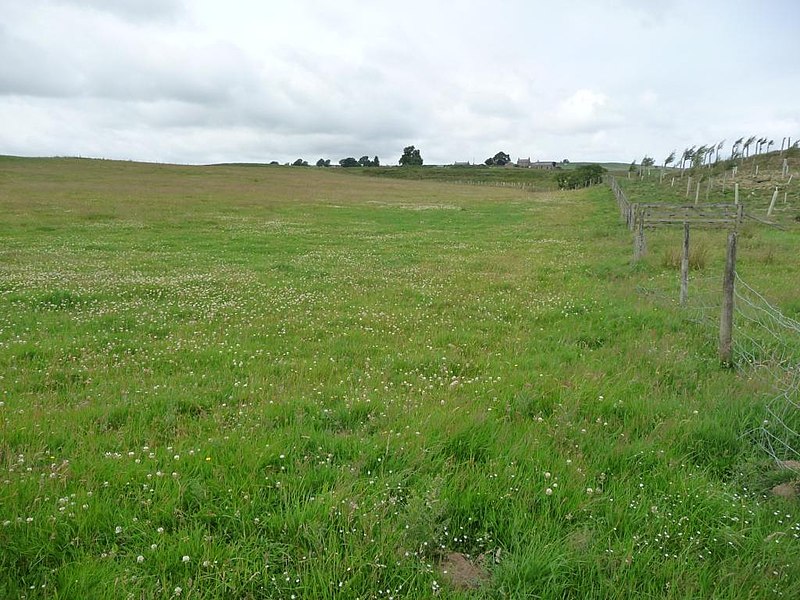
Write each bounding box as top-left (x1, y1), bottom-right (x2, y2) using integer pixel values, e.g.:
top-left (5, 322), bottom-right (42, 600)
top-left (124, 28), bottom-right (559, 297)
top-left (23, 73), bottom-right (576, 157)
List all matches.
top-left (778, 460), bottom-right (800, 471)
top-left (439, 552), bottom-right (489, 590)
top-left (771, 482), bottom-right (799, 499)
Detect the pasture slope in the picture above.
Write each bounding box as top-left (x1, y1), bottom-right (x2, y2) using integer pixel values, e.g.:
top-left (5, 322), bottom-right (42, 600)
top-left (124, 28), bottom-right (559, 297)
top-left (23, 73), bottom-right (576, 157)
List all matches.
top-left (0, 156), bottom-right (799, 599)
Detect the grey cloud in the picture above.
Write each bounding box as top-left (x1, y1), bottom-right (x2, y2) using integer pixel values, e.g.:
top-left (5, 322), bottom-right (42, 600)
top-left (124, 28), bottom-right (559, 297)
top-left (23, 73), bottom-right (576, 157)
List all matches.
top-left (0, 25), bottom-right (84, 97)
top-left (44, 0), bottom-right (187, 23)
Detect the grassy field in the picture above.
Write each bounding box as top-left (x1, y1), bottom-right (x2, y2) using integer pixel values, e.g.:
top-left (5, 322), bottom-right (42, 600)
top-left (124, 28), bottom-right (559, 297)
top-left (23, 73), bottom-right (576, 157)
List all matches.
top-left (1, 156), bottom-right (799, 599)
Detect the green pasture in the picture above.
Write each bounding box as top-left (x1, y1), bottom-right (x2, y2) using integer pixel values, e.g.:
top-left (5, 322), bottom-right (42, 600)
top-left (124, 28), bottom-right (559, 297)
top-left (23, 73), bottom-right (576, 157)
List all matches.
top-left (0, 157), bottom-right (798, 599)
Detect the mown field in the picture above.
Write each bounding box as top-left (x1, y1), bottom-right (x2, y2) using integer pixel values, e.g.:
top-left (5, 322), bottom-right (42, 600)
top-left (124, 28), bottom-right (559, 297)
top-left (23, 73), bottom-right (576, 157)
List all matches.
top-left (1, 156), bottom-right (799, 599)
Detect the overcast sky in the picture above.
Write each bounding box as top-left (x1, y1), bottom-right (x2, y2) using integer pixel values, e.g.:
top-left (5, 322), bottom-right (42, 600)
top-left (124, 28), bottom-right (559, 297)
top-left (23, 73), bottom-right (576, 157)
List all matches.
top-left (1, 0), bottom-right (798, 165)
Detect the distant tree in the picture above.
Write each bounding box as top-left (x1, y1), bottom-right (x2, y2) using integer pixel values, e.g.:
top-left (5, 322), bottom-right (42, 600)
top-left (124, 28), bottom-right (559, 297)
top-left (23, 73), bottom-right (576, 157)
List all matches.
top-left (731, 137), bottom-right (743, 160)
top-left (714, 140), bottom-right (725, 163)
top-left (641, 155), bottom-right (655, 167)
top-left (372, 155), bottom-right (380, 167)
top-left (767, 139), bottom-right (774, 153)
top-left (680, 146), bottom-right (695, 172)
top-left (629, 160), bottom-right (637, 173)
top-left (690, 145), bottom-right (707, 169)
top-left (562, 158), bottom-right (570, 164)
top-left (292, 158), bottom-right (308, 166)
top-left (339, 157), bottom-right (359, 168)
top-left (743, 136), bottom-right (756, 158)
top-left (399, 145), bottom-right (423, 166)
top-left (269, 161), bottom-right (279, 165)
top-left (664, 150), bottom-right (676, 169)
top-left (316, 158), bottom-right (330, 167)
top-left (485, 151), bottom-right (511, 166)
top-left (556, 164), bottom-right (606, 189)
top-left (358, 155), bottom-right (371, 167)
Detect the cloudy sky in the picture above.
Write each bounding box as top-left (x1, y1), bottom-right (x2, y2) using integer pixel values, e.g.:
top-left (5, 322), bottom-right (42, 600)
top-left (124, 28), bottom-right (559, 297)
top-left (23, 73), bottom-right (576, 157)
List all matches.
top-left (1, 0), bottom-right (798, 165)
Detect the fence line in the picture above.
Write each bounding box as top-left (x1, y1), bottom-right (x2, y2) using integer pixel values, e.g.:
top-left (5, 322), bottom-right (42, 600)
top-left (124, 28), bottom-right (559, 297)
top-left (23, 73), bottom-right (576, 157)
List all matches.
top-left (606, 176), bottom-right (743, 234)
top-left (609, 176), bottom-right (800, 468)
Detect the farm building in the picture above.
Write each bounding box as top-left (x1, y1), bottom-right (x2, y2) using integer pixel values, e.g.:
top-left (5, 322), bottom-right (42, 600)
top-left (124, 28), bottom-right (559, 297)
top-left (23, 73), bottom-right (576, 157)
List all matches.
top-left (515, 158), bottom-right (560, 169)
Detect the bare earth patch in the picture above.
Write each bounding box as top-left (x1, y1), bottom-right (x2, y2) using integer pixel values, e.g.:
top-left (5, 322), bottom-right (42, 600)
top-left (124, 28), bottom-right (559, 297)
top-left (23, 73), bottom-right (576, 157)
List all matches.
top-left (439, 552), bottom-right (490, 591)
top-left (771, 482), bottom-right (799, 500)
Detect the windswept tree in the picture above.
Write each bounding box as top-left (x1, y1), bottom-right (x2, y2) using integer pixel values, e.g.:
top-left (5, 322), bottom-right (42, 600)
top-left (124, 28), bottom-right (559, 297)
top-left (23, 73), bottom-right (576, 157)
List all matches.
top-left (692, 146), bottom-right (708, 169)
top-left (743, 136), bottom-right (757, 158)
top-left (399, 145), bottom-right (423, 166)
top-left (767, 139), bottom-right (774, 153)
top-left (731, 137), bottom-right (744, 160)
top-left (664, 150), bottom-right (676, 169)
top-left (641, 155), bottom-right (655, 167)
top-left (292, 158), bottom-right (308, 166)
top-left (316, 158), bottom-right (331, 167)
top-left (715, 140), bottom-right (725, 163)
top-left (339, 157), bottom-right (359, 167)
top-left (681, 146), bottom-right (695, 172)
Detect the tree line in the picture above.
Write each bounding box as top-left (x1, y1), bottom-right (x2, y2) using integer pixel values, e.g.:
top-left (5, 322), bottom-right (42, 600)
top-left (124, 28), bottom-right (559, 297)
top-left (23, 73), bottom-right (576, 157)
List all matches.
top-left (288, 146), bottom-right (425, 168)
top-left (633, 134), bottom-right (798, 175)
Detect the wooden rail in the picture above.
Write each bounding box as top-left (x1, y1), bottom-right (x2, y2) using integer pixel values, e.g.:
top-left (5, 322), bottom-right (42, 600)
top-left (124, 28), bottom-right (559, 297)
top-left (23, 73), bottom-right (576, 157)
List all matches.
top-left (606, 176), bottom-right (744, 231)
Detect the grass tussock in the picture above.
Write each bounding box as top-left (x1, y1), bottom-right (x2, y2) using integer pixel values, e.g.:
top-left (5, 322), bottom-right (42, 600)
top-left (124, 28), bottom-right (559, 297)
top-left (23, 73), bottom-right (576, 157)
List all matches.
top-left (661, 238), bottom-right (709, 270)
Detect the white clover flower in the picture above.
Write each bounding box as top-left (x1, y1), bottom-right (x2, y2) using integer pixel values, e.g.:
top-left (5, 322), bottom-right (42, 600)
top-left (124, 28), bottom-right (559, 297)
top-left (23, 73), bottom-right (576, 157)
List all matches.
top-left (545, 488), bottom-right (553, 496)
top-left (182, 555), bottom-right (190, 563)
top-left (137, 555), bottom-right (145, 563)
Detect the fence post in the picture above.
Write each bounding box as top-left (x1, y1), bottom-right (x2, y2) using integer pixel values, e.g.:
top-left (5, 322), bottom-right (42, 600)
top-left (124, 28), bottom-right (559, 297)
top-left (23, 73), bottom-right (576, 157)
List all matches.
top-left (680, 222), bottom-right (690, 306)
top-left (719, 231), bottom-right (737, 366)
top-left (633, 207), bottom-right (646, 261)
top-left (767, 187), bottom-right (779, 216)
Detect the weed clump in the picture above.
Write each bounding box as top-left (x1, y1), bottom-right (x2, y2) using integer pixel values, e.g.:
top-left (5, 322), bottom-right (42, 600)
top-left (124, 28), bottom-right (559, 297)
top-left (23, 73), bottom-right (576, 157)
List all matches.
top-left (661, 239), bottom-right (708, 270)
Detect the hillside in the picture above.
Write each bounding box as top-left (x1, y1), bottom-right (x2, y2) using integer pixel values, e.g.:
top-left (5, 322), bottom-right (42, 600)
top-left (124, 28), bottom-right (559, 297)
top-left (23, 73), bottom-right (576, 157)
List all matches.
top-left (612, 148), bottom-right (800, 227)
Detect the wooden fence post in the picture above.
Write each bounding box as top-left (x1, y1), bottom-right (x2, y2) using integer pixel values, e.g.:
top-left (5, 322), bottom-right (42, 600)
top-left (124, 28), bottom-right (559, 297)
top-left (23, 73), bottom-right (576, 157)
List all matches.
top-left (633, 207), bottom-right (646, 261)
top-left (719, 231), bottom-right (737, 366)
top-left (680, 222), bottom-right (690, 306)
top-left (767, 187), bottom-right (779, 216)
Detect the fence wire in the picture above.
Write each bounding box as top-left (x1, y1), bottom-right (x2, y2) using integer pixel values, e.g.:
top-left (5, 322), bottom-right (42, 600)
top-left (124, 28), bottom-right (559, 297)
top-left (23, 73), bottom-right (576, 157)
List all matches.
top-left (637, 271), bottom-right (800, 469)
top-left (734, 275), bottom-right (800, 467)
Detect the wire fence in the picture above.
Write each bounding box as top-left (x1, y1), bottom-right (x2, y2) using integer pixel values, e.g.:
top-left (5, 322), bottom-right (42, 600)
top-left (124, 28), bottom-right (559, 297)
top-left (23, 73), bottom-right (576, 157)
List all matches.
top-left (638, 270), bottom-right (800, 474)
top-left (733, 276), bottom-right (800, 468)
top-left (614, 170), bottom-right (800, 470)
